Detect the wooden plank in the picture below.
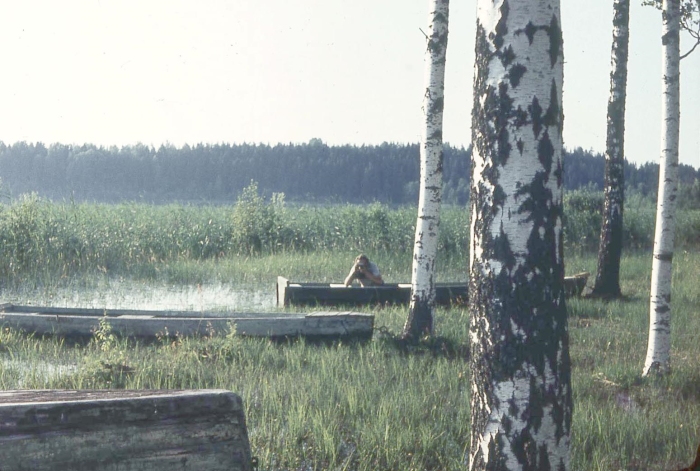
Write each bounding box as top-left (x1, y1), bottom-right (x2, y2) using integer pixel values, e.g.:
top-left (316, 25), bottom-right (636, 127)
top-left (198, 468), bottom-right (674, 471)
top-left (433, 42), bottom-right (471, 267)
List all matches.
top-left (0, 389), bottom-right (252, 471)
top-left (276, 276), bottom-right (290, 307)
top-left (0, 307), bottom-right (374, 339)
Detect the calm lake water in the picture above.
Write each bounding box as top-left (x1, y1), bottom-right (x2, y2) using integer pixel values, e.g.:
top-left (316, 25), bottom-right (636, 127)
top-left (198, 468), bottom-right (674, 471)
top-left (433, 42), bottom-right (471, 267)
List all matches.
top-left (1, 280), bottom-right (278, 313)
top-left (0, 280), bottom-right (280, 387)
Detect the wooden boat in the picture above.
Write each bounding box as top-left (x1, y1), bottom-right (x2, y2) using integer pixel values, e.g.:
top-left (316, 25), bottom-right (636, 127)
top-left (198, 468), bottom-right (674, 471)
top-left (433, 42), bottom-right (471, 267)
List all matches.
top-left (277, 277), bottom-right (468, 307)
top-left (277, 272), bottom-right (590, 307)
top-left (0, 303), bottom-right (373, 340)
top-left (0, 389), bottom-right (253, 471)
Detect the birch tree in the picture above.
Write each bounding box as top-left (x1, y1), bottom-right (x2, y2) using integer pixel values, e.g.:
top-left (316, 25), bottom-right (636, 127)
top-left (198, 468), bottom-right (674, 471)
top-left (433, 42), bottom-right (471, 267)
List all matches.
top-left (592, 0), bottom-right (630, 299)
top-left (643, 0), bottom-right (700, 59)
top-left (467, 1), bottom-right (572, 469)
top-left (643, 0), bottom-right (682, 377)
top-left (402, 0), bottom-right (449, 341)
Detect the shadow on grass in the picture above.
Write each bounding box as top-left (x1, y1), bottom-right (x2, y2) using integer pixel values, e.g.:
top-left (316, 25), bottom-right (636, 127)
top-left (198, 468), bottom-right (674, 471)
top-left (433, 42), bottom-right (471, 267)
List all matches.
top-left (581, 290), bottom-right (641, 304)
top-left (374, 327), bottom-right (470, 361)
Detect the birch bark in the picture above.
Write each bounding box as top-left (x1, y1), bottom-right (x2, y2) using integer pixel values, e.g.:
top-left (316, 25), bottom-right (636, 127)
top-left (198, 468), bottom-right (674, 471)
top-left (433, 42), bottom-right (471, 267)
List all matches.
top-left (592, 0), bottom-right (630, 299)
top-left (468, 1), bottom-right (572, 469)
top-left (643, 0), bottom-right (681, 377)
top-left (402, 0), bottom-right (450, 340)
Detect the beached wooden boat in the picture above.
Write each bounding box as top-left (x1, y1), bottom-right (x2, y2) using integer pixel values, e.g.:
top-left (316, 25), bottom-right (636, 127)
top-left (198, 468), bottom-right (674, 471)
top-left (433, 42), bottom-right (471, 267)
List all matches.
top-left (277, 272), bottom-right (590, 307)
top-left (0, 303), bottom-right (373, 340)
top-left (277, 277), bottom-right (468, 307)
top-left (0, 389), bottom-right (253, 471)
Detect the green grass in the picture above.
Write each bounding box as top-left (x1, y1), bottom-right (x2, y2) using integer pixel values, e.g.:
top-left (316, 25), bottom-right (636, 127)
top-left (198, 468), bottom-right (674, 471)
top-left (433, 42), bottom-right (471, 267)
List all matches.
top-left (1, 251), bottom-right (699, 470)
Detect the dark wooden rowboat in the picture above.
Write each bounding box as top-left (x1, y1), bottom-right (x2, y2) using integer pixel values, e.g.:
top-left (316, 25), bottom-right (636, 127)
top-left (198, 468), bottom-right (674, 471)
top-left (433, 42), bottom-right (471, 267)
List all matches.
top-left (277, 272), bottom-right (589, 307)
top-left (277, 277), bottom-right (468, 307)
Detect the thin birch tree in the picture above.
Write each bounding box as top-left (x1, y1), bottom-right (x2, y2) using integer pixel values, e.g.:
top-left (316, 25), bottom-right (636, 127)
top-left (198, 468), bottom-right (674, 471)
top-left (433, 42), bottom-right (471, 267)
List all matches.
top-left (468, 0), bottom-right (572, 469)
top-left (643, 0), bottom-right (682, 377)
top-left (592, 0), bottom-right (630, 299)
top-left (402, 0), bottom-right (449, 341)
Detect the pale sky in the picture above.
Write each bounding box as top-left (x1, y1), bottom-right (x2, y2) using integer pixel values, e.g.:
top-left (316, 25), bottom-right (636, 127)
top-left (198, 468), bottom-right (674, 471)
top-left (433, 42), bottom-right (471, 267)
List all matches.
top-left (1, 1), bottom-right (699, 168)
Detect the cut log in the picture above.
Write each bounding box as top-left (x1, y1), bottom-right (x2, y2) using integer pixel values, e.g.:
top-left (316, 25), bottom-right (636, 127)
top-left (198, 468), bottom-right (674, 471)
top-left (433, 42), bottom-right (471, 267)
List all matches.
top-left (0, 389), bottom-right (252, 471)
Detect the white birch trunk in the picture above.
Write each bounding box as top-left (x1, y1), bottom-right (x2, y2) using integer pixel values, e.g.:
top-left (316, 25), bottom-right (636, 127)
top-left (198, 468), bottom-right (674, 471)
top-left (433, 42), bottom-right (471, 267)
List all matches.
top-left (403, 0), bottom-right (449, 340)
top-left (644, 0), bottom-right (681, 377)
top-left (592, 0), bottom-right (630, 298)
top-left (468, 1), bottom-right (571, 470)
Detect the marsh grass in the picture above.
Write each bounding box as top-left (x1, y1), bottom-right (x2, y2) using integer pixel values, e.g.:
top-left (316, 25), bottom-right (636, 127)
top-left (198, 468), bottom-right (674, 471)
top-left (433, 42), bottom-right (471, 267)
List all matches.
top-left (1, 251), bottom-right (699, 470)
top-left (0, 192), bottom-right (698, 470)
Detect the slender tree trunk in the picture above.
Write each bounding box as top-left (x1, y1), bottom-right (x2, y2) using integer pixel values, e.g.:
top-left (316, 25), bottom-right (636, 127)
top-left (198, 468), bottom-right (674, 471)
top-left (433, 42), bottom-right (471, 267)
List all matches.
top-left (467, 1), bottom-right (572, 470)
top-left (644, 0), bottom-right (681, 377)
top-left (592, 0), bottom-right (630, 299)
top-left (402, 0), bottom-right (449, 341)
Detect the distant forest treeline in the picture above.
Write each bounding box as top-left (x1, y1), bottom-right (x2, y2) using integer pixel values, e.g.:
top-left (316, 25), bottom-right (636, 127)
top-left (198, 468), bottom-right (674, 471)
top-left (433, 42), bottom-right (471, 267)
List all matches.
top-left (1, 140), bottom-right (699, 205)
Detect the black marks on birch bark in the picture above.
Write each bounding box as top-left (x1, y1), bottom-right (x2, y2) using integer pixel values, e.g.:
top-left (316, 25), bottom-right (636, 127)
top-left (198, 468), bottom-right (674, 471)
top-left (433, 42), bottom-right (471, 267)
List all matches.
top-left (655, 252), bottom-right (673, 262)
top-left (500, 46), bottom-right (516, 68)
top-left (661, 28), bottom-right (679, 46)
top-left (493, 0), bottom-right (510, 50)
top-left (530, 97), bottom-right (544, 138)
top-left (508, 64), bottom-right (527, 88)
top-left (523, 21), bottom-right (538, 45)
top-left (548, 15), bottom-right (563, 67)
top-left (513, 107), bottom-right (529, 130)
top-left (554, 145), bottom-right (563, 188)
top-left (493, 185), bottom-right (507, 214)
top-left (517, 16), bottom-right (562, 68)
top-left (495, 83), bottom-right (515, 167)
top-left (493, 224), bottom-right (516, 270)
top-left (655, 303), bottom-right (671, 315)
top-left (545, 81), bottom-right (562, 133)
top-left (513, 429), bottom-right (553, 471)
top-left (537, 131), bottom-right (555, 172)
top-left (428, 96), bottom-right (445, 118)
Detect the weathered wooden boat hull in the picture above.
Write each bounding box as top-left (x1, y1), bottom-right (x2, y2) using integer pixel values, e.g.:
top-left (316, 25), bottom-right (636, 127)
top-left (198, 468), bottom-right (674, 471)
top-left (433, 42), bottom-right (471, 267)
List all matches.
top-left (277, 272), bottom-right (589, 307)
top-left (0, 303), bottom-right (373, 340)
top-left (277, 277), bottom-right (468, 307)
top-left (0, 389), bottom-right (252, 471)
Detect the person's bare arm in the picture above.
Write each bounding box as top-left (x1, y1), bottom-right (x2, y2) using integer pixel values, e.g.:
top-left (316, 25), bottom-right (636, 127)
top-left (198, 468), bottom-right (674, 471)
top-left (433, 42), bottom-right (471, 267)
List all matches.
top-left (344, 264), bottom-right (358, 286)
top-left (358, 265), bottom-right (383, 286)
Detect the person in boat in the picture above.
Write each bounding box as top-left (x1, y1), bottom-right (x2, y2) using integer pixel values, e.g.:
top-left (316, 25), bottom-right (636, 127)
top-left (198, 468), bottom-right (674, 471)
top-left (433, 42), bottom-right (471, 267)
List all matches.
top-left (344, 254), bottom-right (384, 287)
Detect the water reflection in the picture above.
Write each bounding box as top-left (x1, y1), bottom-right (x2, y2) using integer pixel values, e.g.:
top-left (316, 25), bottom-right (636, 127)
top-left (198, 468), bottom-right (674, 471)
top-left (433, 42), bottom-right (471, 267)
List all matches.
top-left (2, 280), bottom-right (277, 313)
top-left (1, 359), bottom-right (76, 389)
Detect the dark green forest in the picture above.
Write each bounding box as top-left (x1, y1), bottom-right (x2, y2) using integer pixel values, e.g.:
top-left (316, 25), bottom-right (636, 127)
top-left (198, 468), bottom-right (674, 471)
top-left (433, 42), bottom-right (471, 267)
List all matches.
top-left (1, 140), bottom-right (699, 206)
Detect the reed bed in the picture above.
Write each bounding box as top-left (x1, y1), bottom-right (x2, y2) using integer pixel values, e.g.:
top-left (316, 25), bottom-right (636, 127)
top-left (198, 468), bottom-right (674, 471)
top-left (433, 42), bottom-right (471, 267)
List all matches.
top-left (3, 188), bottom-right (700, 288)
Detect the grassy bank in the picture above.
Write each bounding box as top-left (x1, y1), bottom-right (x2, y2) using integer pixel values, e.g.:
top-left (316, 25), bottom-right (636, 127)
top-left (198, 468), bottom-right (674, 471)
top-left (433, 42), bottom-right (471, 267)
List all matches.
top-left (1, 251), bottom-right (699, 470)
